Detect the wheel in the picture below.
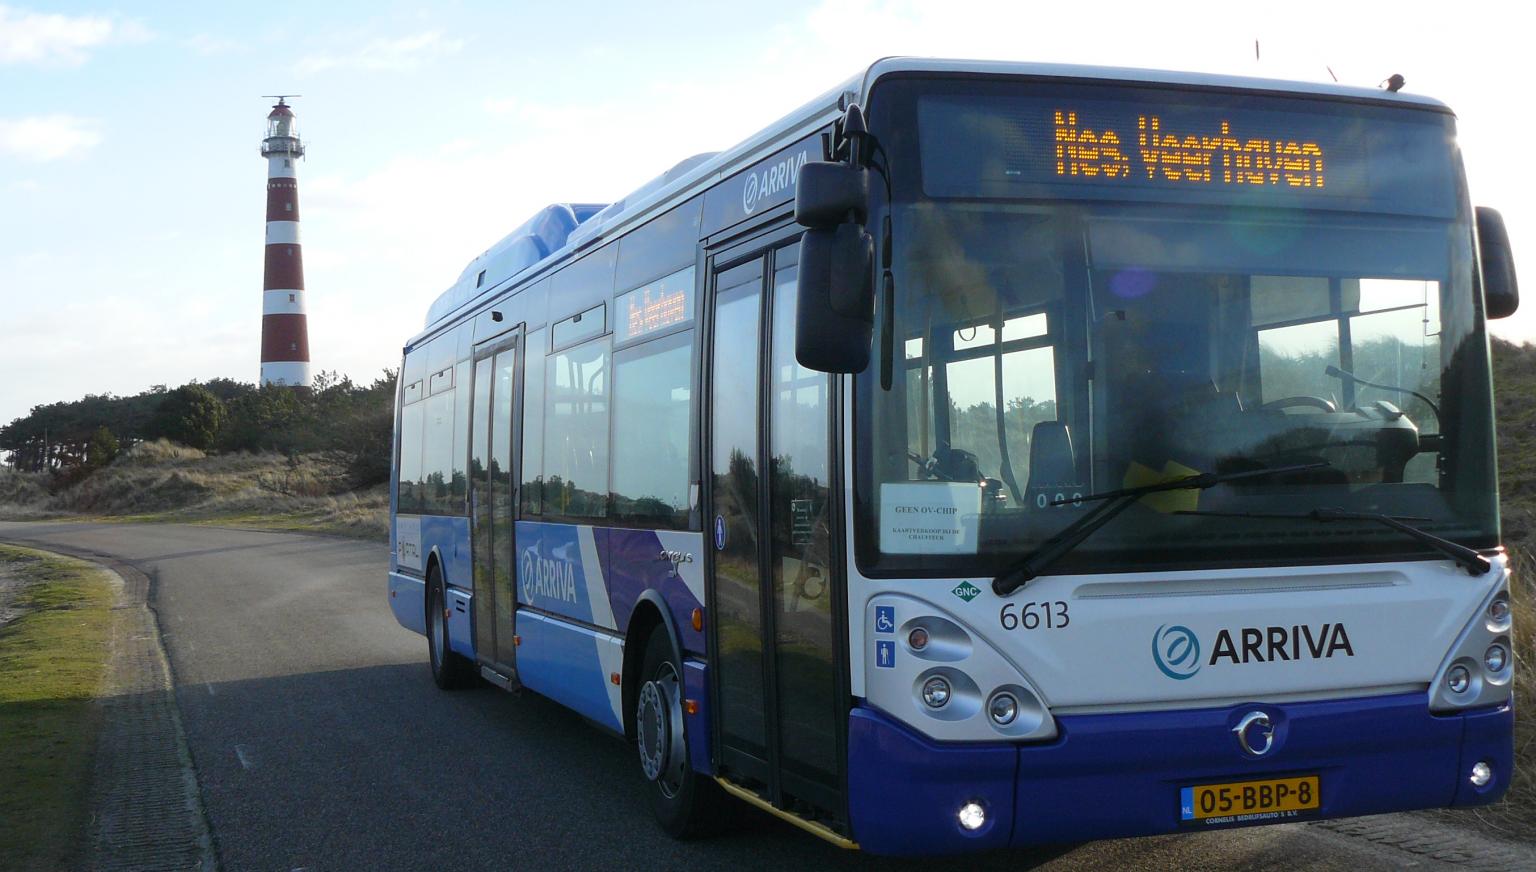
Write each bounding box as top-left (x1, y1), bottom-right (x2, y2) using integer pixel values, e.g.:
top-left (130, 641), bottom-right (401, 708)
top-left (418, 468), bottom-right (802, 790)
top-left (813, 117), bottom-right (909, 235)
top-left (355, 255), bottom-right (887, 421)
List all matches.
top-left (636, 630), bottom-right (723, 838)
top-left (426, 566), bottom-right (474, 690)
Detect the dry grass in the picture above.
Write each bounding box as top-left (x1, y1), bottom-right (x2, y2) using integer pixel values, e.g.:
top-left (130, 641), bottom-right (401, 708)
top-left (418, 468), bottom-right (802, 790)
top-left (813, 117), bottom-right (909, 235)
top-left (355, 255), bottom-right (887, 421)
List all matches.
top-left (1512, 552), bottom-right (1534, 816)
top-left (0, 440), bottom-right (387, 541)
top-left (1476, 542), bottom-right (1536, 837)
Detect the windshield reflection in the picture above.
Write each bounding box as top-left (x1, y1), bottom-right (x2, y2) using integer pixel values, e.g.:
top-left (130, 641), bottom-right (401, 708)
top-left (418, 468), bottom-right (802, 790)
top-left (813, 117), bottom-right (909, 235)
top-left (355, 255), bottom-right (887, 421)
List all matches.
top-left (859, 202), bottom-right (1496, 575)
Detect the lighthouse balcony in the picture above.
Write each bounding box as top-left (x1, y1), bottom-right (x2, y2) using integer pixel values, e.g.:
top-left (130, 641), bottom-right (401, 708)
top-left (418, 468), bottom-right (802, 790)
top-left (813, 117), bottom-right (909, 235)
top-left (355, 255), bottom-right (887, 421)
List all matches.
top-left (261, 137), bottom-right (305, 158)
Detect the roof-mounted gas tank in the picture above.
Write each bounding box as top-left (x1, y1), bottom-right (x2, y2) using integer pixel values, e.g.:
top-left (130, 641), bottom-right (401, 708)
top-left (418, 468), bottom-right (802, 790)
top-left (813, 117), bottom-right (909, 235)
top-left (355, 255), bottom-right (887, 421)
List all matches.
top-left (425, 202), bottom-right (607, 326)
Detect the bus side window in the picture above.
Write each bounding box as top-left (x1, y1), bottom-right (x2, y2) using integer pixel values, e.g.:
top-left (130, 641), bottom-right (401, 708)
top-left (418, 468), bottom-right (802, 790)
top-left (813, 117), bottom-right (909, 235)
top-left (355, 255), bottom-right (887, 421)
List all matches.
top-left (545, 336), bottom-right (610, 518)
top-left (398, 398), bottom-right (424, 514)
top-left (610, 331), bottom-right (693, 528)
top-left (522, 328), bottom-right (546, 516)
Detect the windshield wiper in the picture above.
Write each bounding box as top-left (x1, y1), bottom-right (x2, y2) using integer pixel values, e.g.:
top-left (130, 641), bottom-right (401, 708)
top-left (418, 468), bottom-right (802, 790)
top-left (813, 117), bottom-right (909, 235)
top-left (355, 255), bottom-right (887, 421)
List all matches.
top-left (1174, 507), bottom-right (1491, 575)
top-left (991, 462), bottom-right (1328, 596)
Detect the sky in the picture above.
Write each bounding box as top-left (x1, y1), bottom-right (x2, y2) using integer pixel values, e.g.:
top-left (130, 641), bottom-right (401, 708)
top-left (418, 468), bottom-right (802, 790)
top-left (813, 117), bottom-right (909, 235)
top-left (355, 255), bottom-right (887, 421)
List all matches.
top-left (1, 0), bottom-right (1531, 428)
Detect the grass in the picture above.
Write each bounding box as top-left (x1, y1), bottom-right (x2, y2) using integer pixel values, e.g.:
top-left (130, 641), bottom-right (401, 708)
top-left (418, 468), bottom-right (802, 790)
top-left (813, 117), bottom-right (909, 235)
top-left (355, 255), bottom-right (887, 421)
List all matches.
top-left (0, 545), bottom-right (116, 872)
top-left (0, 440), bottom-right (388, 541)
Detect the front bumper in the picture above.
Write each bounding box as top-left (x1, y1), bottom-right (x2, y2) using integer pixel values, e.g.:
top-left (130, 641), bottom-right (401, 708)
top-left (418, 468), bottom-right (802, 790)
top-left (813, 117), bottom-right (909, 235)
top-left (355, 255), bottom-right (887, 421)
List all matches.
top-left (846, 692), bottom-right (1512, 856)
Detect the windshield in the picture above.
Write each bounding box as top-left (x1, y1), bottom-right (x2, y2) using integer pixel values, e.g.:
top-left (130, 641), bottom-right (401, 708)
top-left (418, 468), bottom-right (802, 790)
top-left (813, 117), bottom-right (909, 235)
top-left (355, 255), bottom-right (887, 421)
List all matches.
top-left (856, 77), bottom-right (1498, 577)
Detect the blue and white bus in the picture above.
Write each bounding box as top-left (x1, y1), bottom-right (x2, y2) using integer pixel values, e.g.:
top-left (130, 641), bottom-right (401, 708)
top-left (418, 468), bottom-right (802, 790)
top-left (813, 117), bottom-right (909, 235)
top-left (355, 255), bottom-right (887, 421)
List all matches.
top-left (389, 58), bottom-right (1520, 855)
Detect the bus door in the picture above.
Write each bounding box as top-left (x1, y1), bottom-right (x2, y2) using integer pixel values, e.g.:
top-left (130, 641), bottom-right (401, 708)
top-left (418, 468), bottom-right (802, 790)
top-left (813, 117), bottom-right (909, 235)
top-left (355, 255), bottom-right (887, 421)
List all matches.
top-left (470, 332), bottom-right (523, 680)
top-left (705, 230), bottom-right (848, 829)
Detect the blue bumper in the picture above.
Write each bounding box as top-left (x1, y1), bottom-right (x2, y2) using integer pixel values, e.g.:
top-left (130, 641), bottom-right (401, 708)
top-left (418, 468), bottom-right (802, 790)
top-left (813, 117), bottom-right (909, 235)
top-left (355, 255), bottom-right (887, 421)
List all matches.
top-left (846, 693), bottom-right (1513, 856)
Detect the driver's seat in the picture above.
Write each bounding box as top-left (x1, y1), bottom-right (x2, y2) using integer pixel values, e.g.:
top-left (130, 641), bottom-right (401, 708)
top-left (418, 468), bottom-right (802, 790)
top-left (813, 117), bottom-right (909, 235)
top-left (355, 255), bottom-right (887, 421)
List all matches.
top-left (1026, 422), bottom-right (1077, 508)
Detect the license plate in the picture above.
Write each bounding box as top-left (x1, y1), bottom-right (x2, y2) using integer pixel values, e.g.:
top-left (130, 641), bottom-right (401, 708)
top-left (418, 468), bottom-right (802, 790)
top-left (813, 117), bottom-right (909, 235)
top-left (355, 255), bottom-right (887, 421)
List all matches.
top-left (1180, 775), bottom-right (1320, 825)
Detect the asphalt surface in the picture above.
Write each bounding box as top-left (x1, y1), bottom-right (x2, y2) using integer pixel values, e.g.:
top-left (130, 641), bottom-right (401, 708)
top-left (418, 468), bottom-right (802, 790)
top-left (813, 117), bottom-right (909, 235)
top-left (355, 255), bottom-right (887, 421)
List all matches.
top-left (0, 521), bottom-right (1483, 871)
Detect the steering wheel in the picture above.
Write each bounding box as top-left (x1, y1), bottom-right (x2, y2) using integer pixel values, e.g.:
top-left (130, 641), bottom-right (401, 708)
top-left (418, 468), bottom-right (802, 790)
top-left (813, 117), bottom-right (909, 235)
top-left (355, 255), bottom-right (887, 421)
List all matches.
top-left (1260, 396), bottom-right (1337, 413)
top-left (907, 450), bottom-right (951, 481)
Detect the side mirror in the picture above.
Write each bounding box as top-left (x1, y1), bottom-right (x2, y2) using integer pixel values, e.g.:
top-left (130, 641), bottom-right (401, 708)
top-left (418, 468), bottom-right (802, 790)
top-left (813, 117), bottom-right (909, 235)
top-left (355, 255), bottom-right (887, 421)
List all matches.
top-left (797, 223), bottom-right (874, 373)
top-left (1476, 206), bottom-right (1519, 319)
top-left (795, 161), bottom-right (869, 229)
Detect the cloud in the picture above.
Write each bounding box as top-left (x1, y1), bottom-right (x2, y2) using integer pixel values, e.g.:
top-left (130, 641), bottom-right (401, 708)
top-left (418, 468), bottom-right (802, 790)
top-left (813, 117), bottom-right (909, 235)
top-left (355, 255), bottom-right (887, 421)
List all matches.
top-left (297, 30), bottom-right (463, 74)
top-left (0, 115), bottom-right (101, 161)
top-left (0, 4), bottom-right (147, 66)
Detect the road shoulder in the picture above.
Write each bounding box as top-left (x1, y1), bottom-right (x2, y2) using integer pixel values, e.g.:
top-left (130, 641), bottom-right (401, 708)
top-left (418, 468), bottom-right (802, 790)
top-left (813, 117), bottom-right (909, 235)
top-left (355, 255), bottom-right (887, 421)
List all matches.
top-left (1, 537), bottom-right (216, 872)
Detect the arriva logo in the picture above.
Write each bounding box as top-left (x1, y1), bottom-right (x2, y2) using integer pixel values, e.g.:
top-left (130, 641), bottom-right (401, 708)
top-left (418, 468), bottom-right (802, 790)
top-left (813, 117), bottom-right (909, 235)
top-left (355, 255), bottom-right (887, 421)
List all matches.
top-left (742, 150), bottom-right (810, 215)
top-left (1152, 624), bottom-right (1202, 680)
top-left (1152, 622), bottom-right (1355, 680)
top-left (520, 549), bottom-right (580, 605)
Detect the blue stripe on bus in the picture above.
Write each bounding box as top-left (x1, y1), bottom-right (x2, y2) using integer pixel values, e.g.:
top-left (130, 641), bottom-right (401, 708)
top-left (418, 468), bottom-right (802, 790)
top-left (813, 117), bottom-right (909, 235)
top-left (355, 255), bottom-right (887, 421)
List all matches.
top-left (846, 693), bottom-right (1513, 855)
top-left (683, 659), bottom-right (713, 776)
top-left (516, 521), bottom-right (598, 625)
top-left (516, 610), bottom-right (625, 732)
top-left (419, 513), bottom-right (472, 595)
top-left (599, 527), bottom-right (706, 654)
top-left (515, 521), bottom-right (707, 653)
top-left (387, 571), bottom-right (426, 635)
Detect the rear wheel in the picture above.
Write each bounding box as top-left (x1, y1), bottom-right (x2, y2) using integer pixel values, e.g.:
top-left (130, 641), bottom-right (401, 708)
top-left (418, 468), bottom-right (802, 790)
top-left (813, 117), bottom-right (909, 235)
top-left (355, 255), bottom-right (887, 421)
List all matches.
top-left (426, 566), bottom-right (474, 690)
top-left (636, 630), bottom-right (724, 838)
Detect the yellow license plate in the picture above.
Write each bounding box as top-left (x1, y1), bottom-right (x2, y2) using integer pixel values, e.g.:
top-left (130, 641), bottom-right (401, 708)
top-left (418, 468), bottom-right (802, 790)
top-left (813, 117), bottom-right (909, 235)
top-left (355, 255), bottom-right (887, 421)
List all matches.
top-left (1180, 775), bottom-right (1320, 824)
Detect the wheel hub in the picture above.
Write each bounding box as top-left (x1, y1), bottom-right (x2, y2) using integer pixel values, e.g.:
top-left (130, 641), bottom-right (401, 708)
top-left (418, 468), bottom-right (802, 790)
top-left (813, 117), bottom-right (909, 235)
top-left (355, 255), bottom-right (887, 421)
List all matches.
top-left (636, 665), bottom-right (687, 798)
top-left (637, 681), bottom-right (669, 781)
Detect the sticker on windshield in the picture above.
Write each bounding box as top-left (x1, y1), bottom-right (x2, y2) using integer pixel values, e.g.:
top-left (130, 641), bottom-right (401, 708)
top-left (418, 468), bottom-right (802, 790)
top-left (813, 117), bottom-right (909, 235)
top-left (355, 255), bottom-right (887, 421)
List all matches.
top-left (880, 482), bottom-right (982, 554)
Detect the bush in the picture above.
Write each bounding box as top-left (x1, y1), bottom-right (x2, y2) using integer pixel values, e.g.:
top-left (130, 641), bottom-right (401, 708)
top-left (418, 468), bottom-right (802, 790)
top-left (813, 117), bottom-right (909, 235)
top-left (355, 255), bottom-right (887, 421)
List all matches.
top-left (152, 385), bottom-right (225, 450)
top-left (85, 426), bottom-right (119, 469)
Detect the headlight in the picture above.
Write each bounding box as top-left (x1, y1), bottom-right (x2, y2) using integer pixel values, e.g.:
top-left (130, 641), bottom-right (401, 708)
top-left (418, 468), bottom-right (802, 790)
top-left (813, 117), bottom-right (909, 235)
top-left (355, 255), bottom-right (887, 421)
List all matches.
top-left (921, 676), bottom-right (952, 708)
top-left (988, 693), bottom-right (1018, 725)
top-left (1446, 664), bottom-right (1472, 694)
top-left (1485, 644), bottom-right (1508, 673)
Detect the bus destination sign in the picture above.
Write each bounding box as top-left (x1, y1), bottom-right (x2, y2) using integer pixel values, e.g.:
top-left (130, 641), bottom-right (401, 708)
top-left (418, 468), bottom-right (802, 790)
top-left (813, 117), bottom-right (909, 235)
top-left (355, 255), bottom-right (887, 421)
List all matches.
top-left (1052, 111), bottom-right (1324, 189)
top-left (918, 88), bottom-right (1456, 217)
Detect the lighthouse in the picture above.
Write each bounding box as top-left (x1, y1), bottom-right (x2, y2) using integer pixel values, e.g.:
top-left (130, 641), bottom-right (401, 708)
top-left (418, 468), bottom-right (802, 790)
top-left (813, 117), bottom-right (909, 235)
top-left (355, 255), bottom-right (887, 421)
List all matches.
top-left (259, 96), bottom-right (311, 386)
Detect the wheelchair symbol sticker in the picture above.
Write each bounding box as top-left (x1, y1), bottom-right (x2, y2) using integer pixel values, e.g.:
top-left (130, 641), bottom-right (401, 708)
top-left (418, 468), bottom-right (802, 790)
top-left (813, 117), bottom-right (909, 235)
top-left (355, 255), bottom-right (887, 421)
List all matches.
top-left (875, 606), bottom-right (895, 634)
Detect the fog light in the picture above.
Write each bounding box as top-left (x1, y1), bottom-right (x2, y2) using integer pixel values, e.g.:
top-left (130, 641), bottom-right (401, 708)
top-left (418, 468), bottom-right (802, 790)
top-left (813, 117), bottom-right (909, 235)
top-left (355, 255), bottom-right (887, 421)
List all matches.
top-left (1485, 644), bottom-right (1508, 673)
top-left (1470, 760), bottom-right (1493, 787)
top-left (1447, 664), bottom-right (1472, 694)
top-left (921, 676), bottom-right (951, 708)
top-left (989, 693), bottom-right (1018, 726)
top-left (908, 627), bottom-right (930, 651)
top-left (957, 801), bottom-right (987, 831)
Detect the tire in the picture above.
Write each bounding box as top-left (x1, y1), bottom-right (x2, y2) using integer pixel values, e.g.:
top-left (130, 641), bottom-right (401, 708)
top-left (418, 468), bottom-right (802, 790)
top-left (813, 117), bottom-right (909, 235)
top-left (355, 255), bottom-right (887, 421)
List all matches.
top-left (426, 566), bottom-right (474, 690)
top-left (636, 630), bottom-right (724, 838)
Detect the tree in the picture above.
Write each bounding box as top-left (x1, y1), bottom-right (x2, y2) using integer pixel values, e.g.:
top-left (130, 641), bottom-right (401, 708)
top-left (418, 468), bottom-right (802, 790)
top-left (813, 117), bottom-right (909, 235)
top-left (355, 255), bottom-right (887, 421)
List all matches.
top-left (86, 426), bottom-right (120, 469)
top-left (152, 384), bottom-right (226, 450)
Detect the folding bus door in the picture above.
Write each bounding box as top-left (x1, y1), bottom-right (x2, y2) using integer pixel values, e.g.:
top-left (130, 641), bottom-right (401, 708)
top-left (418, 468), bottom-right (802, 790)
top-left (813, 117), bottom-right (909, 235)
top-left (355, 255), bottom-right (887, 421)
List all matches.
top-left (470, 333), bottom-right (523, 680)
top-left (705, 229), bottom-right (847, 832)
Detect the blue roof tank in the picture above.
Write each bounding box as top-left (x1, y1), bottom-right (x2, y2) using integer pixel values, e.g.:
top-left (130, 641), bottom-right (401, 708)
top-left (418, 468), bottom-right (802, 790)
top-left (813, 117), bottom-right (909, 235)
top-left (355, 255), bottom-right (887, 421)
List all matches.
top-left (425, 202), bottom-right (607, 326)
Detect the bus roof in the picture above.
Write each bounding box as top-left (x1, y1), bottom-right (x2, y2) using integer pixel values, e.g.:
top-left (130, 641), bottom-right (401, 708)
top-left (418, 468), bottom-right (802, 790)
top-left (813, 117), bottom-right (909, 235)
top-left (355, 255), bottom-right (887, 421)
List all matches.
top-left (416, 57), bottom-right (1452, 339)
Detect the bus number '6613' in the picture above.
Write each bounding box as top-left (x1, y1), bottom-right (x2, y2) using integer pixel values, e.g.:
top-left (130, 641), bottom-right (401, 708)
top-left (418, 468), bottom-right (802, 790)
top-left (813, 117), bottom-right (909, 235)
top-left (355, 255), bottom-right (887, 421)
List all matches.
top-left (1000, 601), bottom-right (1069, 630)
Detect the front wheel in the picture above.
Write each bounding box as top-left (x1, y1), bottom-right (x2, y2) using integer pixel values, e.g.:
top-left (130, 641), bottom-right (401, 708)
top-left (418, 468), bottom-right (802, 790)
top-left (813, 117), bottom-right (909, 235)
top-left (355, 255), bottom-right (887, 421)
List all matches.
top-left (426, 567), bottom-right (474, 690)
top-left (636, 631), bottom-right (724, 838)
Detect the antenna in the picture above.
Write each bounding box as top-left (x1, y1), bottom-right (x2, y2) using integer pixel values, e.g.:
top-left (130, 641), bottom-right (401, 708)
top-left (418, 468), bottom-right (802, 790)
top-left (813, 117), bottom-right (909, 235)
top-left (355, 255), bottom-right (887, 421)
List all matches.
top-left (1254, 39), bottom-right (1260, 61)
top-left (261, 94), bottom-right (302, 105)
top-left (1326, 66), bottom-right (1339, 82)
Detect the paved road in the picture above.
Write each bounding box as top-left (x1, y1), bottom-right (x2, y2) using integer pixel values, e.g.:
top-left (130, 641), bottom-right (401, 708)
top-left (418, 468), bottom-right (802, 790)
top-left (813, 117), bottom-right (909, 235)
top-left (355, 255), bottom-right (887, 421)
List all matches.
top-left (0, 521), bottom-right (1481, 871)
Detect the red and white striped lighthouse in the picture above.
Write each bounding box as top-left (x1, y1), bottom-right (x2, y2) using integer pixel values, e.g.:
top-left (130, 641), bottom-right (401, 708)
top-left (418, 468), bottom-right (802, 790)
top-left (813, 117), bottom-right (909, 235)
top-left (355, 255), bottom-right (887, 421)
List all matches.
top-left (259, 96), bottom-right (311, 386)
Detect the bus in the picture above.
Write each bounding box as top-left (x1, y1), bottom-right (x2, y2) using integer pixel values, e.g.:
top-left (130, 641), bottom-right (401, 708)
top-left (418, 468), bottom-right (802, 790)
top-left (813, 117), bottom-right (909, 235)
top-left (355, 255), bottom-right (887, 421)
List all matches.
top-left (388, 58), bottom-right (1520, 855)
